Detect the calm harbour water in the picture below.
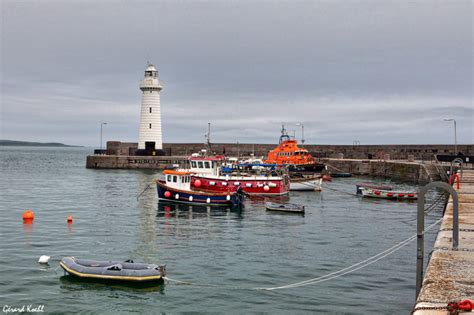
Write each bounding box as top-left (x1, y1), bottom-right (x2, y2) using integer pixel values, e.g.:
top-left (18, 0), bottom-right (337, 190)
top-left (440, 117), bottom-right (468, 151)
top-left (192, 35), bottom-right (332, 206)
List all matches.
top-left (0, 147), bottom-right (444, 314)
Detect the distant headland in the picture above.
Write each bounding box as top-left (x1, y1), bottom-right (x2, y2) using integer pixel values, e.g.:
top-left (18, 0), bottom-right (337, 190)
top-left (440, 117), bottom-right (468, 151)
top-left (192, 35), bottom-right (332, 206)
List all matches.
top-left (0, 140), bottom-right (82, 147)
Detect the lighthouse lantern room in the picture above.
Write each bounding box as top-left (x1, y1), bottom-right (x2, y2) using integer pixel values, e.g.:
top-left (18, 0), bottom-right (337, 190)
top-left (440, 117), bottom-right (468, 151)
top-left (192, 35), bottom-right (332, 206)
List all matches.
top-left (138, 63), bottom-right (163, 150)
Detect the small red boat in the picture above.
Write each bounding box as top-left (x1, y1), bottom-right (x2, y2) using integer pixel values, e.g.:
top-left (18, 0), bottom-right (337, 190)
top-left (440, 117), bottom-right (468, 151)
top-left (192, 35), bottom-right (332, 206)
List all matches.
top-left (360, 188), bottom-right (417, 200)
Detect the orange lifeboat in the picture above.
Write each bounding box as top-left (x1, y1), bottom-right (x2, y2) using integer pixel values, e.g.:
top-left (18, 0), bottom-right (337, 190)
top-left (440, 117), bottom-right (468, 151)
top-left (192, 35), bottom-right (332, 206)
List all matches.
top-left (265, 126), bottom-right (325, 173)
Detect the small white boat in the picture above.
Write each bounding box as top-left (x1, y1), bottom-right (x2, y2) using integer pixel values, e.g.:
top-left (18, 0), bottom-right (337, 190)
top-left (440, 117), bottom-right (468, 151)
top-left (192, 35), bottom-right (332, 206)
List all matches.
top-left (290, 175), bottom-right (322, 191)
top-left (265, 202), bottom-right (305, 214)
top-left (360, 188), bottom-right (417, 200)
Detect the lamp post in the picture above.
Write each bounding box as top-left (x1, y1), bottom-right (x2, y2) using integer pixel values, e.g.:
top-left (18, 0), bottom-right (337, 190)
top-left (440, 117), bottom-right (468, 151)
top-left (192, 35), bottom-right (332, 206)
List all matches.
top-left (100, 122), bottom-right (107, 151)
top-left (444, 119), bottom-right (457, 155)
top-left (296, 123), bottom-right (305, 147)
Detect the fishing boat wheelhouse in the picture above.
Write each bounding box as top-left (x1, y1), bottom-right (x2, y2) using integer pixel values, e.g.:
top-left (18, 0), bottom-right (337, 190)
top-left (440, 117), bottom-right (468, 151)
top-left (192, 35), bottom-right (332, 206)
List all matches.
top-left (188, 156), bottom-right (290, 196)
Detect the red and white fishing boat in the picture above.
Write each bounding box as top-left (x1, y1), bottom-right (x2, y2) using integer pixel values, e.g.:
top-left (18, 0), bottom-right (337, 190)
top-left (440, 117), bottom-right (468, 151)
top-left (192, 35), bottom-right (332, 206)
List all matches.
top-left (189, 156), bottom-right (290, 196)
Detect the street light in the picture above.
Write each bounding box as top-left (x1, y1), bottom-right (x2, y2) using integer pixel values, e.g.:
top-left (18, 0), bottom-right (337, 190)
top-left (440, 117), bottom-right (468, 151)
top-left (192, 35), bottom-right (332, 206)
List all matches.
top-left (296, 123), bottom-right (305, 147)
top-left (444, 119), bottom-right (457, 155)
top-left (100, 122), bottom-right (107, 151)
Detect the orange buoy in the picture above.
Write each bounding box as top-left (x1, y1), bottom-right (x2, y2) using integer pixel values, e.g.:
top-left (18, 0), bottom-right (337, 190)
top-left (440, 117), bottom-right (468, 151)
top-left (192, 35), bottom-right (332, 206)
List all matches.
top-left (67, 215), bottom-right (73, 223)
top-left (22, 210), bottom-right (34, 223)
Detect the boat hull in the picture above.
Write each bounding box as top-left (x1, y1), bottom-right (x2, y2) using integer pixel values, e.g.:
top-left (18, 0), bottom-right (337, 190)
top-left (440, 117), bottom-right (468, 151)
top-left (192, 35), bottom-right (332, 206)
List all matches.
top-left (157, 181), bottom-right (242, 206)
top-left (290, 177), bottom-right (322, 191)
top-left (265, 202), bottom-right (305, 214)
top-left (59, 257), bottom-right (165, 283)
top-left (288, 163), bottom-right (325, 173)
top-left (190, 175), bottom-right (290, 196)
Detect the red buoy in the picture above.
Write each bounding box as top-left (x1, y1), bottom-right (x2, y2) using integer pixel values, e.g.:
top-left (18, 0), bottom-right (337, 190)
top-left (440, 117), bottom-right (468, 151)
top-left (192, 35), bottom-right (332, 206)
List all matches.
top-left (67, 215), bottom-right (73, 223)
top-left (374, 190), bottom-right (381, 195)
top-left (164, 191), bottom-right (171, 198)
top-left (22, 210), bottom-right (34, 223)
top-left (194, 180), bottom-right (202, 187)
top-left (387, 192), bottom-right (394, 197)
top-left (408, 193), bottom-right (415, 198)
top-left (398, 193), bottom-right (405, 198)
top-left (264, 185), bottom-right (270, 191)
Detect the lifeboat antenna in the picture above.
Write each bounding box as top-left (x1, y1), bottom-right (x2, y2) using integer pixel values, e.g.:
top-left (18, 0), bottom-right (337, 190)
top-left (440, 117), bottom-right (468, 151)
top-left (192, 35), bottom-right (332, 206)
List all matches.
top-left (279, 124), bottom-right (290, 144)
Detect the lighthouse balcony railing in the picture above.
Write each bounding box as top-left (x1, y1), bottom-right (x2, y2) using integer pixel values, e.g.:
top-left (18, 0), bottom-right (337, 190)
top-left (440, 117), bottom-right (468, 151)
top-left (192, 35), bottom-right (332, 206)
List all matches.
top-left (139, 81), bottom-right (162, 89)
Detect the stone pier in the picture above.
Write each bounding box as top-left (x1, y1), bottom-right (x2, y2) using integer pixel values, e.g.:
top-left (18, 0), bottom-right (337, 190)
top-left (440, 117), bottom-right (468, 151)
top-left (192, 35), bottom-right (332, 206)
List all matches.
top-left (413, 170), bottom-right (474, 314)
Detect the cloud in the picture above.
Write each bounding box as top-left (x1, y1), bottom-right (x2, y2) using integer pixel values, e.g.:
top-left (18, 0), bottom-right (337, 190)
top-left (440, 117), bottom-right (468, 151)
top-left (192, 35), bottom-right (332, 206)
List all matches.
top-left (1, 1), bottom-right (472, 146)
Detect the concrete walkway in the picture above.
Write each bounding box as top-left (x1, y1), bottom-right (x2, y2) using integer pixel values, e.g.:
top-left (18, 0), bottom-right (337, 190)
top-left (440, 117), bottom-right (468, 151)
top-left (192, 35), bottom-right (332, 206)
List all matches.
top-left (414, 170), bottom-right (474, 314)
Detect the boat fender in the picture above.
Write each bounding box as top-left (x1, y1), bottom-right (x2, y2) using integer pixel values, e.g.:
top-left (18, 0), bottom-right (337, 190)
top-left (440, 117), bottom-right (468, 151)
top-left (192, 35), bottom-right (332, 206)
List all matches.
top-left (38, 255), bottom-right (50, 264)
top-left (234, 182), bottom-right (240, 186)
top-left (209, 181), bottom-right (216, 186)
top-left (398, 193), bottom-right (405, 198)
top-left (206, 198), bottom-right (211, 203)
top-left (268, 183), bottom-right (277, 188)
top-left (226, 195), bottom-right (231, 201)
top-left (246, 183), bottom-right (252, 188)
top-left (374, 190), bottom-right (381, 196)
top-left (189, 196), bottom-right (193, 202)
top-left (175, 194), bottom-right (180, 199)
top-left (222, 182), bottom-right (228, 186)
top-left (387, 192), bottom-right (394, 197)
top-left (408, 193), bottom-right (415, 198)
top-left (264, 185), bottom-right (270, 191)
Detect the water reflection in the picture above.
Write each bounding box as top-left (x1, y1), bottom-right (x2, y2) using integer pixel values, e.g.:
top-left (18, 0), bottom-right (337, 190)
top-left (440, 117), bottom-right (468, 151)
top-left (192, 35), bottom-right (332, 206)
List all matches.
top-left (157, 202), bottom-right (243, 219)
top-left (59, 276), bottom-right (165, 294)
top-left (136, 172), bottom-right (159, 262)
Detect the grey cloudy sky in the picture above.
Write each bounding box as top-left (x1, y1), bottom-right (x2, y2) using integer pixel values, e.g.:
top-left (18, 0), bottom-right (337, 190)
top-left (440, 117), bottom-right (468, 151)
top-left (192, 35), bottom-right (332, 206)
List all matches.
top-left (1, 0), bottom-right (472, 146)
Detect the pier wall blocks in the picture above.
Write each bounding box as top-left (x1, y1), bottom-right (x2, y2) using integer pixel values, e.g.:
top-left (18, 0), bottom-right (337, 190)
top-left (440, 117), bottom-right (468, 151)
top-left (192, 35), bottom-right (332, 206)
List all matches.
top-left (86, 155), bottom-right (187, 169)
top-left (325, 159), bottom-right (437, 183)
top-left (159, 143), bottom-right (472, 161)
top-left (104, 141), bottom-right (472, 160)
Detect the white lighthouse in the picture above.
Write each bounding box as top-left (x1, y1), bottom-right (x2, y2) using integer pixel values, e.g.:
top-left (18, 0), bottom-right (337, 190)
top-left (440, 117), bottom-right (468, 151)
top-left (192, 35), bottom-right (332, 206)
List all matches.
top-left (138, 63), bottom-right (163, 150)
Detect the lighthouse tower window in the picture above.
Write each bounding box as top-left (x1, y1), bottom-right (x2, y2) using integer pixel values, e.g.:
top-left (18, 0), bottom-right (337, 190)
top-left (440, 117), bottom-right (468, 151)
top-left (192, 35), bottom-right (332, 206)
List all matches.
top-left (149, 107), bottom-right (152, 113)
top-left (149, 123), bottom-right (152, 129)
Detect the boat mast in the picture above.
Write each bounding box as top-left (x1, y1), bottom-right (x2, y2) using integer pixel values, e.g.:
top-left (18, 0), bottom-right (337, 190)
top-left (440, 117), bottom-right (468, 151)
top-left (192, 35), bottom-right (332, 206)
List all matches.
top-left (204, 122), bottom-right (212, 155)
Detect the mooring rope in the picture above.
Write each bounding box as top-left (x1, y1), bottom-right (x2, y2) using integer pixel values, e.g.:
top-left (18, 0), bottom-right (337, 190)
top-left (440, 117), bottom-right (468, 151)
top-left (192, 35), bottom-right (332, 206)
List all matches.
top-left (136, 183), bottom-right (152, 200)
top-left (163, 217), bottom-right (443, 291)
top-left (321, 184), bottom-right (357, 196)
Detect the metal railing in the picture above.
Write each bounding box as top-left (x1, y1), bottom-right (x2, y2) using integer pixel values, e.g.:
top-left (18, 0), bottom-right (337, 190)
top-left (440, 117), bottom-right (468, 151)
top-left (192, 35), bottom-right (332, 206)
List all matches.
top-left (416, 181), bottom-right (459, 299)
